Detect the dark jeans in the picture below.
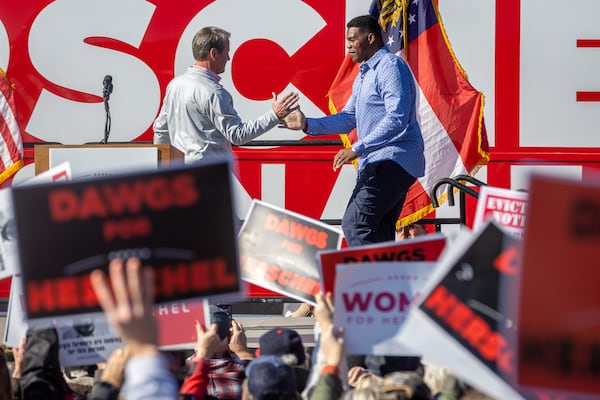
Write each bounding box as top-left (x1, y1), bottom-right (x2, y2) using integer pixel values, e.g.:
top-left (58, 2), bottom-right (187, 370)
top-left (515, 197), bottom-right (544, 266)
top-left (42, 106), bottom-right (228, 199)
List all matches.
top-left (342, 161), bottom-right (416, 246)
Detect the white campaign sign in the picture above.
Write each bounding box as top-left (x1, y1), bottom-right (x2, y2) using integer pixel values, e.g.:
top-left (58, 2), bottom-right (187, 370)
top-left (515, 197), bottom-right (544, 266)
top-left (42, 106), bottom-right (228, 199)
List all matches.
top-left (0, 188), bottom-right (18, 280)
top-left (3, 275), bottom-right (27, 347)
top-left (472, 186), bottom-right (528, 237)
top-left (334, 261), bottom-right (436, 356)
top-left (0, 162), bottom-right (73, 280)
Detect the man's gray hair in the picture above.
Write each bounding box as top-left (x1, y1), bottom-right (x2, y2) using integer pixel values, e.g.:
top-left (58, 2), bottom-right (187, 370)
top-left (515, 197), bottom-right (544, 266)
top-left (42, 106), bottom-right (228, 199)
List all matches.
top-left (192, 26), bottom-right (231, 60)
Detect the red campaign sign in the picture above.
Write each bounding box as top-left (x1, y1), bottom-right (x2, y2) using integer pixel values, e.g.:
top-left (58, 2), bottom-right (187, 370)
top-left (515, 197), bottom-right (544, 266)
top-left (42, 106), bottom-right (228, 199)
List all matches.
top-left (518, 175), bottom-right (600, 396)
top-left (155, 299), bottom-right (209, 350)
top-left (472, 186), bottom-right (528, 237)
top-left (238, 200), bottom-right (342, 305)
top-left (318, 234), bottom-right (446, 296)
top-left (11, 160), bottom-right (240, 320)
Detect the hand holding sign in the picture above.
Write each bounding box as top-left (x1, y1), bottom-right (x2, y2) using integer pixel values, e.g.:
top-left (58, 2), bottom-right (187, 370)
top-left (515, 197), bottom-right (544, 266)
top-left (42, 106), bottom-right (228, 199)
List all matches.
top-left (99, 346), bottom-right (131, 389)
top-left (90, 258), bottom-right (158, 357)
top-left (11, 337), bottom-right (25, 379)
top-left (229, 319), bottom-right (254, 360)
top-left (319, 324), bottom-right (345, 368)
top-left (314, 292), bottom-right (335, 330)
top-left (193, 322), bottom-right (224, 360)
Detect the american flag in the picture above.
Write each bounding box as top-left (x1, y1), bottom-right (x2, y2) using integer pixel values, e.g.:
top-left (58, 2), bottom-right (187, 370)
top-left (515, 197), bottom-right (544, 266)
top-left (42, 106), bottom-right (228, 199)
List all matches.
top-left (0, 69), bottom-right (23, 185)
top-left (329, 0), bottom-right (489, 226)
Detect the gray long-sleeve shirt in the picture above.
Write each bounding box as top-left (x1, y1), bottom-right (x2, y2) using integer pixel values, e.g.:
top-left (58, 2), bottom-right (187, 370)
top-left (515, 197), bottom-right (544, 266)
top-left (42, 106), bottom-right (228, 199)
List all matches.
top-left (153, 66), bottom-right (279, 163)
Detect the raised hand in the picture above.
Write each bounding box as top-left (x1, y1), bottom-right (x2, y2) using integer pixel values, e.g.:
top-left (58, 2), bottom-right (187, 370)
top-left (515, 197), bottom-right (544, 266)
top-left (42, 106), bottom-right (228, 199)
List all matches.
top-left (279, 108), bottom-right (307, 131)
top-left (194, 322), bottom-right (225, 360)
top-left (271, 91), bottom-right (299, 119)
top-left (229, 319), bottom-right (254, 360)
top-left (90, 258), bottom-right (158, 357)
top-left (99, 346), bottom-right (131, 388)
top-left (314, 291), bottom-right (335, 329)
top-left (319, 323), bottom-right (345, 368)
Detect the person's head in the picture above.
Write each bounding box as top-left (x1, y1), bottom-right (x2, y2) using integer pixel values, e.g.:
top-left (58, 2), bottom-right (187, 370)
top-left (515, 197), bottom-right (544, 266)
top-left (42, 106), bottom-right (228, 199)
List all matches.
top-left (346, 15), bottom-right (384, 63)
top-left (396, 224), bottom-right (428, 240)
top-left (243, 355), bottom-right (299, 400)
top-left (460, 388), bottom-right (494, 400)
top-left (365, 356), bottom-right (423, 378)
top-left (342, 386), bottom-right (381, 400)
top-left (257, 327), bottom-right (309, 392)
top-left (349, 366), bottom-right (382, 390)
top-left (421, 363), bottom-right (448, 396)
top-left (378, 371), bottom-right (432, 400)
top-left (257, 327), bottom-right (305, 366)
top-left (192, 26), bottom-right (231, 74)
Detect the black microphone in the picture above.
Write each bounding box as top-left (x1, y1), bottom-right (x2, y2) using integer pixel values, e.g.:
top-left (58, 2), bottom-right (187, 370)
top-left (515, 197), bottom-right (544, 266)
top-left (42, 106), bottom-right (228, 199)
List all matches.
top-left (103, 75), bottom-right (113, 100)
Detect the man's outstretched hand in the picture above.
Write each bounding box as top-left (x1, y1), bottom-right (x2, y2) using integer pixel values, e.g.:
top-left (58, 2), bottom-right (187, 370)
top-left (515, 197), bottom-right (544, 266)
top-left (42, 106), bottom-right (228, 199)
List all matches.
top-left (279, 107), bottom-right (306, 131)
top-left (272, 91), bottom-right (299, 119)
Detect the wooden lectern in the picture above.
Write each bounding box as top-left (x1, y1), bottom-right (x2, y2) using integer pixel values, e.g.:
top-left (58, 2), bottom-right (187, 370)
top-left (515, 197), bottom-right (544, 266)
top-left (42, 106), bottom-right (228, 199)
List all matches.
top-left (34, 143), bottom-right (184, 177)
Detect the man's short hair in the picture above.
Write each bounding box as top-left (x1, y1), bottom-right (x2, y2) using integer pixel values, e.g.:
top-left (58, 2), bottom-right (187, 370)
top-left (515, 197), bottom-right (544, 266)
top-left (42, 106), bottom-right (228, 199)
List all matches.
top-left (192, 26), bottom-right (231, 61)
top-left (347, 15), bottom-right (383, 45)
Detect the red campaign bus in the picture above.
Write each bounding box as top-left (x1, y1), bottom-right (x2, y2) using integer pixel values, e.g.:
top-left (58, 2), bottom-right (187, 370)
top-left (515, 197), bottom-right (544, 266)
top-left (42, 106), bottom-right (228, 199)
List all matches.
top-left (1, 0), bottom-right (600, 306)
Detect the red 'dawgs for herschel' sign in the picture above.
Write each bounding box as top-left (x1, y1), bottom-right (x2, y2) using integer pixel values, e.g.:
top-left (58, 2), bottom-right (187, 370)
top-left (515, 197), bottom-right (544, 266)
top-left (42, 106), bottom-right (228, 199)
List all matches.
top-left (318, 234), bottom-right (446, 296)
top-left (11, 161), bottom-right (240, 320)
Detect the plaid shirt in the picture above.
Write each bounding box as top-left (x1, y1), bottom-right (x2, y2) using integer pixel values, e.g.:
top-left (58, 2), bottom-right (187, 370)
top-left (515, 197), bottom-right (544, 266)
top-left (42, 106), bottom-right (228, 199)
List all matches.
top-left (206, 351), bottom-right (251, 400)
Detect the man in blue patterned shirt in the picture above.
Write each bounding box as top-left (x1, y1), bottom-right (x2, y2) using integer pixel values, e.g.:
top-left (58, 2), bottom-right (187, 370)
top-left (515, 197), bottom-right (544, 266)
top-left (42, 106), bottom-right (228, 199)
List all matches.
top-left (282, 15), bottom-right (425, 246)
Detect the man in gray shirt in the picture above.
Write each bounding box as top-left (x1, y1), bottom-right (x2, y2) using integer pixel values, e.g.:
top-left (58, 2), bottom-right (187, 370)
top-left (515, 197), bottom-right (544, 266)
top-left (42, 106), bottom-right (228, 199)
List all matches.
top-left (154, 26), bottom-right (299, 163)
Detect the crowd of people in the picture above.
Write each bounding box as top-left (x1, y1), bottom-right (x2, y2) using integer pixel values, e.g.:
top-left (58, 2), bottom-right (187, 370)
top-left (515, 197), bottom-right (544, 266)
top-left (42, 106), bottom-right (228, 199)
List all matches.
top-left (0, 258), bottom-right (494, 400)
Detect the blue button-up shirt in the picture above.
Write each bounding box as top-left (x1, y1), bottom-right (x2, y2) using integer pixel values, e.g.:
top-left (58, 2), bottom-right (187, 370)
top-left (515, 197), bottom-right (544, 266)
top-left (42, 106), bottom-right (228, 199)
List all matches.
top-left (306, 47), bottom-right (425, 177)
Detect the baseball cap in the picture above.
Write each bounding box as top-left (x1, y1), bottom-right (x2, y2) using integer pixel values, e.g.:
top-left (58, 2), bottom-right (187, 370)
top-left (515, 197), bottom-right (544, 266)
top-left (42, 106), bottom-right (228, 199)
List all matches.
top-left (257, 327), bottom-right (305, 365)
top-left (246, 355), bottom-right (298, 400)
